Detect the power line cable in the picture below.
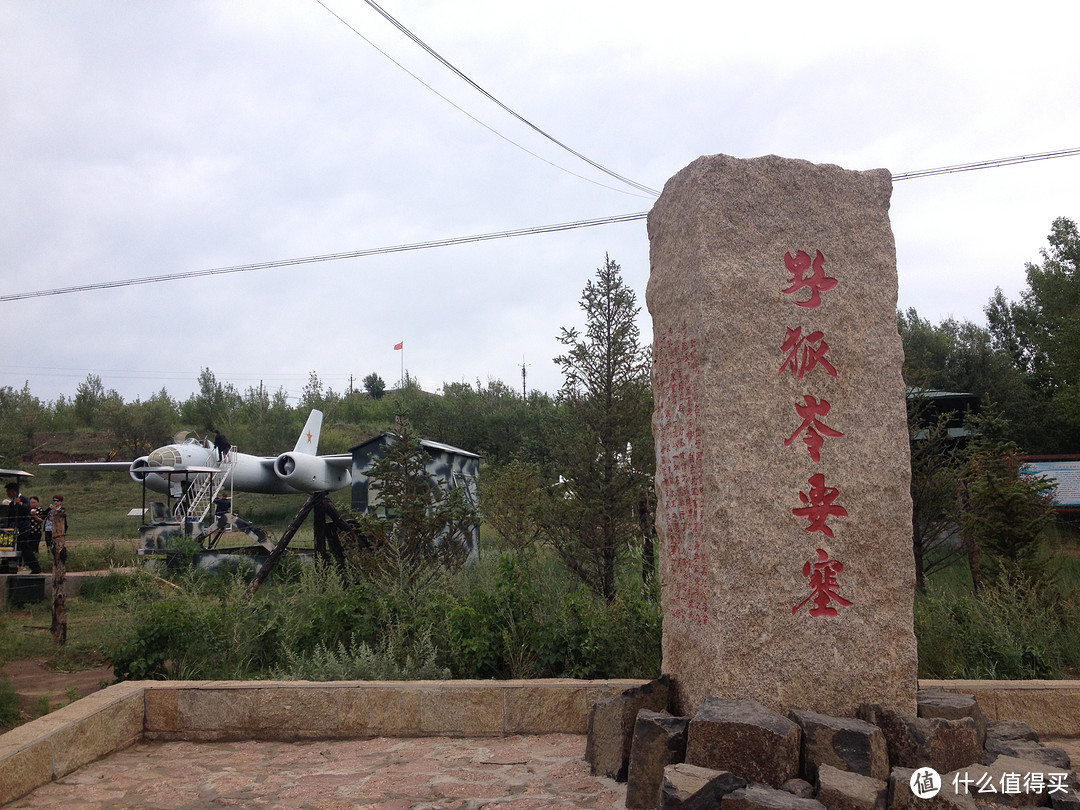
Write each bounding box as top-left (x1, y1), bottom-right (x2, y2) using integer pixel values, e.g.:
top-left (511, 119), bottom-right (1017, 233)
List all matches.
top-left (0, 213), bottom-right (648, 302)
top-left (891, 148), bottom-right (1080, 181)
top-left (4, 147), bottom-right (1077, 303)
top-left (316, 0), bottom-right (659, 197)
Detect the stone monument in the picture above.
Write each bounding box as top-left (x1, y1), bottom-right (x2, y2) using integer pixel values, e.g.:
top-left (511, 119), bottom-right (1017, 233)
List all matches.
top-left (646, 153), bottom-right (917, 717)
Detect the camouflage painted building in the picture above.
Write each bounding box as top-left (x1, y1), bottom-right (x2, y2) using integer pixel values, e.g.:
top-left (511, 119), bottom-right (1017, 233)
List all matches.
top-left (349, 434), bottom-right (481, 551)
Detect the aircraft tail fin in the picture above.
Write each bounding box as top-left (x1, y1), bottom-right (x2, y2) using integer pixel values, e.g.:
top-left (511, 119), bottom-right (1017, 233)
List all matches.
top-left (294, 410), bottom-right (323, 455)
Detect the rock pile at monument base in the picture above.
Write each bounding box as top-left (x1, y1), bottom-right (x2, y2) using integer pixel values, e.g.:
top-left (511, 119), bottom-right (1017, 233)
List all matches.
top-left (585, 677), bottom-right (1079, 810)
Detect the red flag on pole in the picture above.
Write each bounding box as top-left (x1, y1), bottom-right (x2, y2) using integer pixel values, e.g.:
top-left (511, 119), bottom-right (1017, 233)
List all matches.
top-left (394, 342), bottom-right (403, 350)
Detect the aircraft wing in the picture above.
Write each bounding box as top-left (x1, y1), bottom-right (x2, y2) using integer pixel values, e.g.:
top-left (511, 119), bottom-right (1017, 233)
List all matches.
top-left (253, 454), bottom-right (352, 468)
top-left (38, 462), bottom-right (132, 471)
top-left (0, 468), bottom-right (35, 477)
top-left (321, 454), bottom-right (353, 470)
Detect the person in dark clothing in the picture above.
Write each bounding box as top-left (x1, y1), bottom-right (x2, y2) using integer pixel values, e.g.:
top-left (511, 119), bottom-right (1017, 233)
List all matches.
top-left (27, 495), bottom-right (45, 555)
top-left (6, 482), bottom-right (39, 574)
top-left (213, 493), bottom-right (231, 532)
top-left (212, 429), bottom-right (232, 462)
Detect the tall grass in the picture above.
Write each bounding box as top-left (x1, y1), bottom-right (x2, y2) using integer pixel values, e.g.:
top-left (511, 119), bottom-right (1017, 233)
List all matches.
top-left (103, 545), bottom-right (662, 683)
top-left (915, 544), bottom-right (1080, 679)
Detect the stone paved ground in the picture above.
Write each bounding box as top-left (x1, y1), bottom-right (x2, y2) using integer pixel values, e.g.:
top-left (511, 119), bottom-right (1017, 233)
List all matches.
top-left (7, 734), bottom-right (628, 809)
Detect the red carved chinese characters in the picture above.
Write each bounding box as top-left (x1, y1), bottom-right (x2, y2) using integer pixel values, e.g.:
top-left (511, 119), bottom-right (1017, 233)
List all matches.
top-left (792, 548), bottom-right (853, 617)
top-left (654, 325), bottom-right (707, 625)
top-left (785, 395), bottom-right (843, 462)
top-left (778, 248), bottom-right (850, 616)
top-left (792, 472), bottom-right (847, 539)
top-left (779, 327), bottom-right (837, 379)
top-left (782, 249), bottom-right (837, 309)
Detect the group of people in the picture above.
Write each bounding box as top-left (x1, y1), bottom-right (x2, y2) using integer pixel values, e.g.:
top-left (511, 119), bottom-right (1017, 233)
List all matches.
top-left (4, 482), bottom-right (65, 575)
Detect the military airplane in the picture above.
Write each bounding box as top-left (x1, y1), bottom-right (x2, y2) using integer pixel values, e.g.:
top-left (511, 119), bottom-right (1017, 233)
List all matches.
top-left (39, 409), bottom-right (352, 495)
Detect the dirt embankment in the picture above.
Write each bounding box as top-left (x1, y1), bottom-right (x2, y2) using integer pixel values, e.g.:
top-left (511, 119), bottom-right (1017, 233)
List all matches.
top-left (1, 659), bottom-right (114, 733)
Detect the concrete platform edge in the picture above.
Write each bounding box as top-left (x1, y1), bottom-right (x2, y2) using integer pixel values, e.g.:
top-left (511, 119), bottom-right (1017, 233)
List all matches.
top-left (2, 678), bottom-right (1077, 805)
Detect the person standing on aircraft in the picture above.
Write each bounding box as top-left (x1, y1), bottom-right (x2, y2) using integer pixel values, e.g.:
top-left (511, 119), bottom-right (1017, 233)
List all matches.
top-left (213, 429), bottom-right (232, 462)
top-left (213, 493), bottom-right (231, 532)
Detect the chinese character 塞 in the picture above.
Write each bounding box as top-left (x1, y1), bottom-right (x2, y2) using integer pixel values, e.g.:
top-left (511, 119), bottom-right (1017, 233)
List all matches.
top-left (791, 548), bottom-right (853, 617)
top-left (792, 473), bottom-right (848, 538)
top-left (782, 249), bottom-right (837, 309)
top-left (785, 395), bottom-right (844, 462)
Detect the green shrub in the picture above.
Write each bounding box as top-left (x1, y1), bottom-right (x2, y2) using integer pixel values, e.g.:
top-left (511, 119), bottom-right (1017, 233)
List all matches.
top-left (33, 695), bottom-right (51, 717)
top-left (110, 599), bottom-right (206, 680)
top-left (0, 676), bottom-right (20, 728)
top-left (78, 569), bottom-right (147, 600)
top-left (445, 553), bottom-right (661, 680)
top-left (915, 573), bottom-right (1080, 679)
top-left (271, 627), bottom-right (449, 681)
top-left (109, 546), bottom-right (663, 683)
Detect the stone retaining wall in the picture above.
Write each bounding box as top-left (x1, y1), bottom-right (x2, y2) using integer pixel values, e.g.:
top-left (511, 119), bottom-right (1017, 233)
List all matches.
top-left (0, 678), bottom-right (640, 804)
top-left (1, 679), bottom-right (1077, 806)
top-left (922, 679), bottom-right (1080, 738)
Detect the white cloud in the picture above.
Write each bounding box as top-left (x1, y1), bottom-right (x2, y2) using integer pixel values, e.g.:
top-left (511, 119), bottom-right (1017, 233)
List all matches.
top-left (1, 0), bottom-right (1078, 407)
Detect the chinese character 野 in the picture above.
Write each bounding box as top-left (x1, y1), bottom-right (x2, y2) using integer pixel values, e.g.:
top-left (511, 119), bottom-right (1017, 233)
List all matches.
top-left (785, 395), bottom-right (843, 462)
top-left (792, 472), bottom-right (847, 538)
top-left (779, 326), bottom-right (837, 379)
top-left (782, 249), bottom-right (837, 309)
top-left (792, 548), bottom-right (853, 617)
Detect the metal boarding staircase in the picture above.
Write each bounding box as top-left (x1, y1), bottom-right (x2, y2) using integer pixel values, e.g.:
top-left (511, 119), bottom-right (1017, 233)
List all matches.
top-left (172, 451), bottom-right (235, 525)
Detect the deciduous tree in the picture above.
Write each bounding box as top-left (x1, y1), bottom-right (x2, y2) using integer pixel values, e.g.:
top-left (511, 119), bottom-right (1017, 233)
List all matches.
top-left (986, 216), bottom-right (1080, 451)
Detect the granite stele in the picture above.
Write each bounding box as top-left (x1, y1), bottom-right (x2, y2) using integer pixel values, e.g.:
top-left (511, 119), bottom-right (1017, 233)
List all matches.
top-left (646, 153), bottom-right (918, 717)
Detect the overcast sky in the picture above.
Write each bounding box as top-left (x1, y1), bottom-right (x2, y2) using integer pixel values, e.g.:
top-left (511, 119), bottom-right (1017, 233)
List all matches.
top-left (2, 0), bottom-right (1078, 407)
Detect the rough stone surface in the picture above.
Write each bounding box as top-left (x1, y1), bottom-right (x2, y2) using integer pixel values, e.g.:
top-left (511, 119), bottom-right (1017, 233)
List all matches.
top-left (925, 717), bottom-right (983, 775)
top-left (888, 767), bottom-right (976, 810)
top-left (1050, 785), bottom-right (1080, 810)
top-left (685, 697), bottom-right (801, 787)
top-left (783, 778), bottom-right (816, 799)
top-left (987, 719), bottom-right (1041, 743)
top-left (817, 763), bottom-right (888, 810)
top-left (789, 708), bottom-right (889, 781)
top-left (626, 709), bottom-right (690, 809)
top-left (660, 763), bottom-right (747, 810)
top-left (943, 754), bottom-right (1064, 808)
top-left (585, 675), bottom-right (671, 781)
top-left (722, 783), bottom-right (828, 810)
top-left (917, 690), bottom-right (987, 747)
top-left (647, 153), bottom-right (917, 717)
top-left (856, 703), bottom-right (981, 774)
top-left (984, 737), bottom-right (1072, 770)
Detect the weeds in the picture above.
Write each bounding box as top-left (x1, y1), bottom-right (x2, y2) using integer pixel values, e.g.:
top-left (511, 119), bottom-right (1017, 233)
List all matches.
top-left (0, 677), bottom-right (19, 728)
top-left (271, 627), bottom-right (449, 681)
top-left (916, 563), bottom-right (1080, 679)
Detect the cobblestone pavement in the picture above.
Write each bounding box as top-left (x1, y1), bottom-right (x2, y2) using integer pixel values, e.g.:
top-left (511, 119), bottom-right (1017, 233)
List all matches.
top-left (8, 734), bottom-right (627, 810)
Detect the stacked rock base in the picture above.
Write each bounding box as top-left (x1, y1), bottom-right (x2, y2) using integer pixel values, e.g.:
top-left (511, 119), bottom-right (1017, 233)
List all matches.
top-left (585, 678), bottom-right (1079, 810)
